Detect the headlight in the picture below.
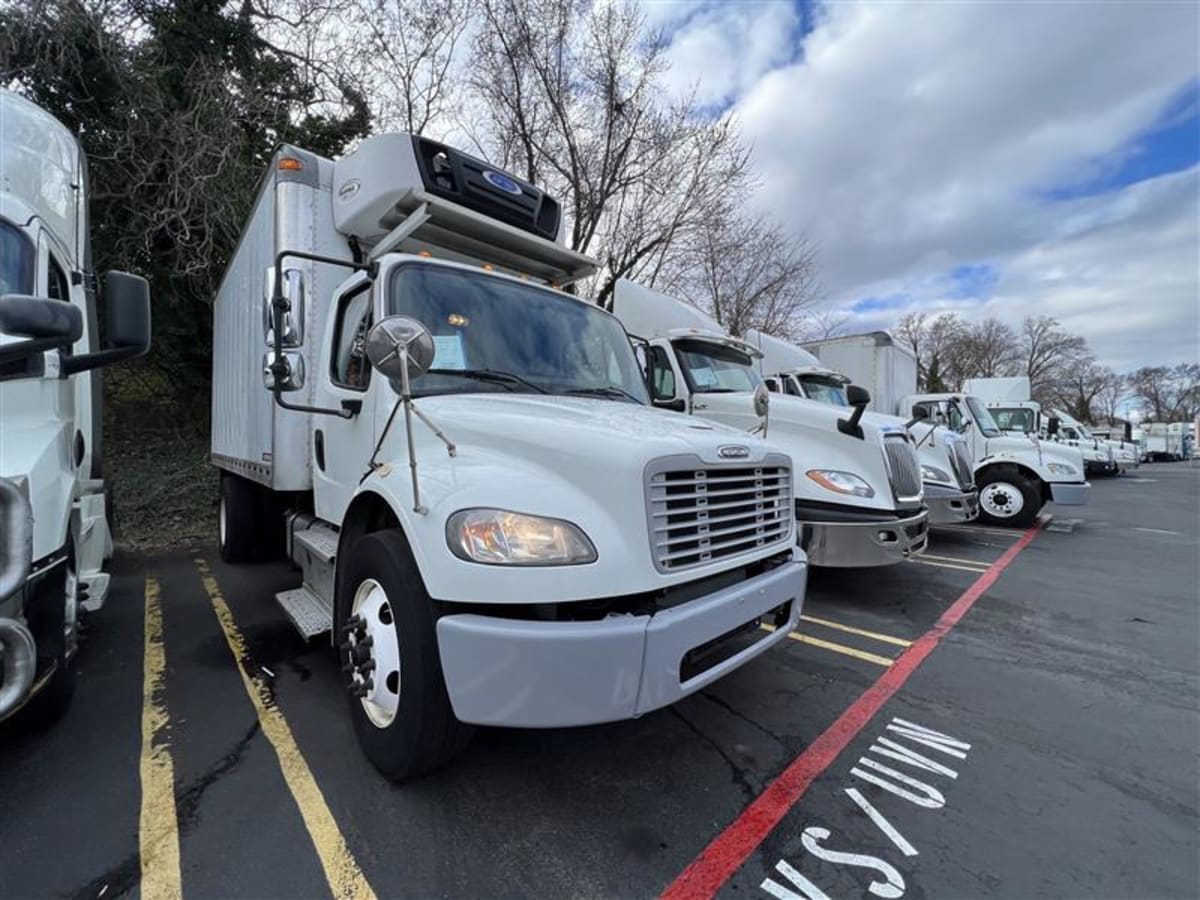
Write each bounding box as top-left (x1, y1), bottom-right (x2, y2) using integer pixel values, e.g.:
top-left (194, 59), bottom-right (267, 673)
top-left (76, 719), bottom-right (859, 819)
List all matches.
top-left (446, 509), bottom-right (597, 566)
top-left (920, 464), bottom-right (952, 482)
top-left (1046, 462), bottom-right (1077, 476)
top-left (806, 470), bottom-right (875, 498)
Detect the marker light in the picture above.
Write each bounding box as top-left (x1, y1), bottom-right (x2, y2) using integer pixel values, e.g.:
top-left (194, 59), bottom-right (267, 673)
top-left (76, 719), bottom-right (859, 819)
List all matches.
top-left (277, 157), bottom-right (304, 171)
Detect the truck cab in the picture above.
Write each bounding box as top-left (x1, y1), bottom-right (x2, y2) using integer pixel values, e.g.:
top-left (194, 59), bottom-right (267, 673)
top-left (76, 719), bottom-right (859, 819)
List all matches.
top-left (899, 392), bottom-right (1089, 527)
top-left (612, 280), bottom-right (928, 568)
top-left (210, 135), bottom-right (807, 780)
top-left (0, 90), bottom-right (151, 723)
top-left (747, 331), bottom-right (979, 526)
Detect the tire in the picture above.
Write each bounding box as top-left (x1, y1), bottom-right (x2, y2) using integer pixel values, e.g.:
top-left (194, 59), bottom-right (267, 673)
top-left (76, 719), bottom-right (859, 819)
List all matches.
top-left (976, 469), bottom-right (1041, 528)
top-left (218, 472), bottom-right (284, 563)
top-left (335, 529), bottom-right (472, 781)
top-left (18, 561), bottom-right (76, 728)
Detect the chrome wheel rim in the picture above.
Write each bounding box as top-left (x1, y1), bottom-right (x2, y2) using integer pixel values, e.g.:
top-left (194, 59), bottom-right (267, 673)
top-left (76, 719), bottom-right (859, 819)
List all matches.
top-left (347, 578), bottom-right (401, 728)
top-left (980, 482), bottom-right (1024, 519)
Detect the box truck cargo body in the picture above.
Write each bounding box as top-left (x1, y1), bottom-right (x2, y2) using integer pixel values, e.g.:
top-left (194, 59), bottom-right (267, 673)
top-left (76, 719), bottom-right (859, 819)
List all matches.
top-left (210, 136), bottom-right (807, 779)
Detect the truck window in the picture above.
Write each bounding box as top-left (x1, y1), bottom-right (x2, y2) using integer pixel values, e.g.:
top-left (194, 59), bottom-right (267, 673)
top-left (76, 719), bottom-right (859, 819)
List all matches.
top-left (331, 287), bottom-right (372, 390)
top-left (673, 339), bottom-right (761, 394)
top-left (648, 346), bottom-right (676, 400)
top-left (992, 407), bottom-right (1035, 433)
top-left (764, 377), bottom-right (780, 393)
top-left (914, 399), bottom-right (962, 430)
top-left (386, 264), bottom-right (648, 402)
top-left (798, 375), bottom-right (848, 407)
top-left (0, 220), bottom-right (34, 296)
top-left (47, 254), bottom-right (69, 301)
top-left (783, 377), bottom-right (803, 398)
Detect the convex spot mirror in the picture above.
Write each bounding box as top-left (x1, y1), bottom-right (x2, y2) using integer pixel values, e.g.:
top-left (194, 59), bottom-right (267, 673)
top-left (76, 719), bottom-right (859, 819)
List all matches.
top-left (61, 271), bottom-right (152, 375)
top-left (0, 294), bottom-right (83, 368)
top-left (753, 383), bottom-right (770, 417)
top-left (262, 350), bottom-right (305, 392)
top-left (366, 316), bottom-right (435, 390)
top-left (262, 267), bottom-right (305, 347)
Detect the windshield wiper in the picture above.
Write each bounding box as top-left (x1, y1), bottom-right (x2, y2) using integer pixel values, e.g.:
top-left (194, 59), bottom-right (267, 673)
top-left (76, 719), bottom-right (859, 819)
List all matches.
top-left (564, 386), bottom-right (644, 404)
top-left (426, 368), bottom-right (548, 394)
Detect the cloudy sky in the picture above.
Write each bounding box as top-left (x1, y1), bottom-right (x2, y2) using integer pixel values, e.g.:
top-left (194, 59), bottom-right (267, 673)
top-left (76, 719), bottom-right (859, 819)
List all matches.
top-left (649, 0), bottom-right (1199, 373)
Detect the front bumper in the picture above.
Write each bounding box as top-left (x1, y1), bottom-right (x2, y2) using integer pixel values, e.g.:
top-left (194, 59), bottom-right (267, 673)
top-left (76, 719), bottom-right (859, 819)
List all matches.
top-left (798, 507), bottom-right (929, 567)
top-left (435, 553), bottom-right (807, 727)
top-left (1049, 481), bottom-right (1090, 506)
top-left (923, 483), bottom-right (979, 524)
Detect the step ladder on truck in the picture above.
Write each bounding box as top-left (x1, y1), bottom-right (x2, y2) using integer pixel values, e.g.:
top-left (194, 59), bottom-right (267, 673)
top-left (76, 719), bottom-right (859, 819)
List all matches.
top-left (744, 328), bottom-right (980, 526)
top-left (611, 279), bottom-right (929, 568)
top-left (209, 135), bottom-right (808, 780)
top-left (804, 332), bottom-right (1090, 529)
top-left (0, 90), bottom-right (152, 725)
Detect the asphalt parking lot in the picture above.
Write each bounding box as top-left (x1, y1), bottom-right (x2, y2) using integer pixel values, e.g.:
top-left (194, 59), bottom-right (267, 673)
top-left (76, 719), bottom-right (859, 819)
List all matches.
top-left (2, 466), bottom-right (1197, 900)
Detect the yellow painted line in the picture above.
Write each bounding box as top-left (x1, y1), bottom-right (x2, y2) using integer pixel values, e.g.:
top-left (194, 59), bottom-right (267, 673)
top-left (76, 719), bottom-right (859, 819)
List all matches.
top-left (799, 614), bottom-right (913, 648)
top-left (920, 552), bottom-right (996, 568)
top-left (762, 623), bottom-right (895, 667)
top-left (139, 576), bottom-right (182, 900)
top-left (195, 559), bottom-right (376, 900)
top-left (910, 558), bottom-right (989, 574)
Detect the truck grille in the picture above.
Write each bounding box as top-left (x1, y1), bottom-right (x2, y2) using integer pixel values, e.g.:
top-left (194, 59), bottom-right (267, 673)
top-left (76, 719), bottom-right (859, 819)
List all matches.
top-left (948, 437), bottom-right (974, 489)
top-left (647, 455), bottom-right (792, 572)
top-left (883, 436), bottom-right (923, 502)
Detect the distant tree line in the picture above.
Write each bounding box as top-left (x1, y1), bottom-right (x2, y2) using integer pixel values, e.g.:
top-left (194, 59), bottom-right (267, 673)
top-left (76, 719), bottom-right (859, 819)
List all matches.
top-left (893, 311), bottom-right (1200, 425)
top-left (0, 0), bottom-right (819, 413)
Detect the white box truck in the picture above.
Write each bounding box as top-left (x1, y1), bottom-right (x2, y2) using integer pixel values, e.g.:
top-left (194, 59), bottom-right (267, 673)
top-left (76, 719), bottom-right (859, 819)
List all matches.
top-left (612, 280), bottom-right (929, 566)
top-left (210, 135), bottom-right (807, 780)
top-left (805, 332), bottom-right (1089, 528)
top-left (0, 90), bottom-right (151, 723)
top-left (747, 329), bottom-right (979, 525)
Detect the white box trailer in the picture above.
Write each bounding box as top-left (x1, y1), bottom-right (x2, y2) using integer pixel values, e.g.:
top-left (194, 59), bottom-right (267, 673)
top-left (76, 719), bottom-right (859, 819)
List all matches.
top-left (211, 135), bottom-right (807, 779)
top-left (802, 331), bottom-right (918, 416)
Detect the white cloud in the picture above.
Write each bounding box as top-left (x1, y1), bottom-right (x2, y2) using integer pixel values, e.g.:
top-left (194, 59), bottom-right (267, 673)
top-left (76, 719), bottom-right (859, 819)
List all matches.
top-left (655, 1), bottom-right (802, 108)
top-left (708, 0), bottom-right (1200, 370)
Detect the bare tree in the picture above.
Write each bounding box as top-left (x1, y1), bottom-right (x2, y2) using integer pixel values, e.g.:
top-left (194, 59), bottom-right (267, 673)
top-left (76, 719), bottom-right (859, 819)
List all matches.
top-left (1052, 360), bottom-right (1111, 424)
top-left (956, 318), bottom-right (1020, 380)
top-left (1129, 364), bottom-right (1200, 421)
top-left (1019, 315), bottom-right (1089, 404)
top-left (1096, 371), bottom-right (1127, 424)
top-left (798, 308), bottom-right (851, 342)
top-left (659, 211), bottom-right (819, 339)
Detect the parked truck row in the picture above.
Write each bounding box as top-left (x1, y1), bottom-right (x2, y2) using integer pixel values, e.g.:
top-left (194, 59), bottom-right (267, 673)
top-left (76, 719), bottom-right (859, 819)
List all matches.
top-left (1, 94), bottom-right (1119, 781)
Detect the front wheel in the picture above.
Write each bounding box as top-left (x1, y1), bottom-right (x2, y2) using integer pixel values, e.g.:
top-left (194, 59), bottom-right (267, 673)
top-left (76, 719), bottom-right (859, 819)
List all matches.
top-left (976, 470), bottom-right (1041, 528)
top-left (335, 529), bottom-right (472, 781)
top-left (217, 472), bottom-right (284, 563)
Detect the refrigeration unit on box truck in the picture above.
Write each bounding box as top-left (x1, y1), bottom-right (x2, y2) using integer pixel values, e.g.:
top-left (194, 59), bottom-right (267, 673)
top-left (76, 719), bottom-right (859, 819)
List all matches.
top-left (612, 280), bottom-right (930, 566)
top-left (0, 89), bottom-right (151, 724)
top-left (747, 329), bottom-right (979, 525)
top-left (805, 332), bottom-right (1089, 528)
top-left (210, 135), bottom-right (807, 780)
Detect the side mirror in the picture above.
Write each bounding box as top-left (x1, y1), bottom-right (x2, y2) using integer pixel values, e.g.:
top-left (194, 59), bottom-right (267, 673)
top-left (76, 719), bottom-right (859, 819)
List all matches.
top-left (366, 316), bottom-right (435, 397)
top-left (653, 397), bottom-right (687, 413)
top-left (753, 383), bottom-right (770, 418)
top-left (838, 384), bottom-right (870, 439)
top-left (0, 295), bottom-right (83, 366)
top-left (1046, 416), bottom-right (1060, 436)
top-left (905, 404), bottom-right (930, 429)
top-left (264, 267), bottom-right (305, 347)
top-left (262, 350), bottom-right (305, 392)
top-left (62, 271), bottom-right (152, 374)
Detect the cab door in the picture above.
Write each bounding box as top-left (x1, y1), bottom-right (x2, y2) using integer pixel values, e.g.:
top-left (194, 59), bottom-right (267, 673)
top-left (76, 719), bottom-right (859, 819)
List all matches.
top-left (312, 275), bottom-right (379, 523)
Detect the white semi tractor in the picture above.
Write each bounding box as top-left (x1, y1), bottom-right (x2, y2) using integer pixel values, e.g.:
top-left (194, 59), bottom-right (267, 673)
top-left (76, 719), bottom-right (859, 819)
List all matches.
top-left (612, 280), bottom-right (929, 567)
top-left (745, 328), bottom-right (979, 526)
top-left (962, 377), bottom-right (1132, 474)
top-left (210, 135), bottom-right (807, 780)
top-left (0, 90), bottom-right (151, 723)
top-left (805, 332), bottom-right (1089, 528)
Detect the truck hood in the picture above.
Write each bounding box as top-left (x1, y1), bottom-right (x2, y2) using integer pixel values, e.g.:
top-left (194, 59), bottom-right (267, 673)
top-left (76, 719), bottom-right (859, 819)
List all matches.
top-left (983, 433), bottom-right (1086, 477)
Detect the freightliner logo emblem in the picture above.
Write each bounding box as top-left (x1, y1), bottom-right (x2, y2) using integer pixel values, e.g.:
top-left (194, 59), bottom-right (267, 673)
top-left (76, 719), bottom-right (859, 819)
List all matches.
top-left (718, 445), bottom-right (751, 459)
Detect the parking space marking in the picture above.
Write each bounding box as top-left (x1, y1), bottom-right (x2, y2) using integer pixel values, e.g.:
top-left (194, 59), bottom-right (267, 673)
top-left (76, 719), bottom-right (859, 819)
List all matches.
top-left (139, 575), bottom-right (182, 900)
top-left (933, 524), bottom-right (1023, 539)
top-left (799, 615), bottom-right (913, 648)
top-left (762, 624), bottom-right (895, 668)
top-left (195, 559), bottom-right (377, 900)
top-left (919, 552), bottom-right (996, 569)
top-left (909, 558), bottom-right (990, 574)
top-left (661, 517), bottom-right (1046, 900)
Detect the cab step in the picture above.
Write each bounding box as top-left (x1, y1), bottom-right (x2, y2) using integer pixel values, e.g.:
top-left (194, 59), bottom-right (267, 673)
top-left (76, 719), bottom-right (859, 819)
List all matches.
top-left (275, 586), bottom-right (332, 640)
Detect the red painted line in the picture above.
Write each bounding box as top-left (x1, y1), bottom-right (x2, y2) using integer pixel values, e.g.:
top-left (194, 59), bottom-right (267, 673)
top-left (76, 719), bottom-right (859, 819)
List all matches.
top-left (660, 518), bottom-right (1046, 900)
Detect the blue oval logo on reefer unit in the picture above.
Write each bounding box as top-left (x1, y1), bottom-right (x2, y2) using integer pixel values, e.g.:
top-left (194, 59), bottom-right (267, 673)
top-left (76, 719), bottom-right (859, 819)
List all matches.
top-left (482, 170), bottom-right (523, 195)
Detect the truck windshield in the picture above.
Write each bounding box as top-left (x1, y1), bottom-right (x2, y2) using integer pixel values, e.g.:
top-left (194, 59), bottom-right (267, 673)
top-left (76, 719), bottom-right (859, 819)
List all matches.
top-left (672, 338), bottom-right (761, 393)
top-left (991, 406), bottom-right (1036, 433)
top-left (797, 374), bottom-right (848, 407)
top-left (0, 220), bottom-right (34, 296)
top-left (965, 396), bottom-right (1002, 437)
top-left (386, 264), bottom-right (649, 402)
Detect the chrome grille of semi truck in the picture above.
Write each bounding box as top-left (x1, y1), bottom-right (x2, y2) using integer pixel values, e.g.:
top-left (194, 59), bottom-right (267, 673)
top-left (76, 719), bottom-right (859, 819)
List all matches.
top-left (646, 455), bottom-right (792, 572)
top-left (883, 436), bottom-right (923, 503)
top-left (949, 437), bottom-right (974, 489)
